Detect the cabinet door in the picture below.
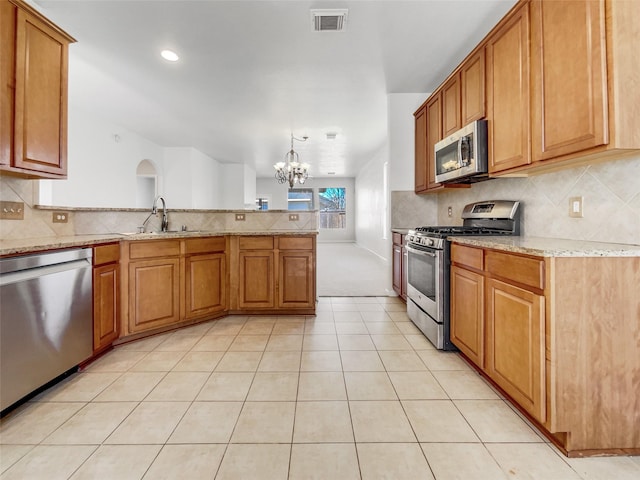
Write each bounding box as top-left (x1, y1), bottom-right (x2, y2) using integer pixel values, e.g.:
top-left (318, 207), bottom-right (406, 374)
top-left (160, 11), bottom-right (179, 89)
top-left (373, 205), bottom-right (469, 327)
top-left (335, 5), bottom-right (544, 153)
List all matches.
top-left (392, 244), bottom-right (402, 296)
top-left (185, 253), bottom-right (226, 319)
top-left (442, 75), bottom-right (462, 137)
top-left (0, 1), bottom-right (15, 167)
top-left (129, 258), bottom-right (180, 333)
top-left (93, 264), bottom-right (119, 352)
top-left (486, 278), bottom-right (545, 423)
top-left (486, 3), bottom-right (531, 173)
top-left (12, 8), bottom-right (70, 176)
top-left (278, 251), bottom-right (314, 309)
top-left (401, 241), bottom-right (408, 300)
top-left (239, 251), bottom-right (275, 309)
top-left (450, 266), bottom-right (484, 367)
top-left (414, 106), bottom-right (428, 193)
top-left (461, 50), bottom-right (486, 124)
top-left (426, 94), bottom-right (443, 190)
top-left (530, 0), bottom-right (607, 161)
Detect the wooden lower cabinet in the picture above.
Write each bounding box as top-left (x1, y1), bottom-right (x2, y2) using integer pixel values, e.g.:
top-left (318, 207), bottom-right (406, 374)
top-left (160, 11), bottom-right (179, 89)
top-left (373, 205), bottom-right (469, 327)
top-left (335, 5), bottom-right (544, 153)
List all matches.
top-left (184, 252), bottom-right (226, 319)
top-left (278, 250), bottom-right (314, 308)
top-left (450, 265), bottom-right (484, 367)
top-left (92, 244), bottom-right (120, 352)
top-left (486, 278), bottom-right (545, 423)
top-left (238, 250), bottom-right (275, 309)
top-left (392, 232), bottom-right (407, 300)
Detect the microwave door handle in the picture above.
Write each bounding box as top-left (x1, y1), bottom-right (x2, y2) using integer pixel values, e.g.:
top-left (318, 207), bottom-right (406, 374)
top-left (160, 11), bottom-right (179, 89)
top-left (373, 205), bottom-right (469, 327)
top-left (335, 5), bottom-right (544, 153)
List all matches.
top-left (457, 139), bottom-right (463, 167)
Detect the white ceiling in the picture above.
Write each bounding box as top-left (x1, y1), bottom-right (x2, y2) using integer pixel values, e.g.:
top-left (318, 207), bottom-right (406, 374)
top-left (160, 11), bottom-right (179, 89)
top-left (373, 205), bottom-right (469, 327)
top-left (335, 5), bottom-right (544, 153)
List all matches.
top-left (35, 0), bottom-right (517, 178)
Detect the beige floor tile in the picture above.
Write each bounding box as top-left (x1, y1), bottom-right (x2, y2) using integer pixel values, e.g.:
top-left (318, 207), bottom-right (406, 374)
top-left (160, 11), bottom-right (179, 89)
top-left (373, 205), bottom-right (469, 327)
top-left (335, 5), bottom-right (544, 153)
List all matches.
top-left (357, 443), bottom-right (434, 480)
top-left (1, 445), bottom-right (96, 480)
top-left (383, 303), bottom-right (408, 312)
top-left (207, 322), bottom-right (244, 335)
top-left (335, 321), bottom-right (369, 334)
top-left (0, 445), bottom-right (33, 474)
top-left (388, 311), bottom-right (411, 322)
top-left (331, 303), bottom-right (360, 312)
top-left (371, 334), bottom-right (413, 350)
top-left (338, 334), bottom-right (376, 350)
top-left (487, 443), bottom-right (582, 479)
top-left (332, 311), bottom-right (363, 322)
top-left (566, 454), bottom-right (640, 480)
top-left (239, 321), bottom-right (275, 335)
top-left (455, 400), bottom-right (543, 443)
top-left (173, 321), bottom-right (215, 336)
top-left (388, 372), bottom-right (448, 400)
top-left (215, 351), bottom-right (263, 371)
top-left (33, 372), bottom-right (120, 402)
top-left (154, 334), bottom-right (201, 351)
top-left (191, 335), bottom-right (235, 351)
top-left (293, 401), bottom-right (354, 443)
top-left (168, 401), bottom-right (243, 443)
top-left (353, 296), bottom-right (381, 304)
top-left (361, 311), bottom-right (393, 322)
top-left (216, 444), bottom-right (290, 480)
top-left (42, 402), bottom-right (137, 444)
top-left (298, 372), bottom-right (347, 400)
top-left (378, 296), bottom-right (404, 304)
top-left (196, 372), bottom-right (254, 401)
top-left (70, 444), bottom-right (161, 480)
top-left (303, 334), bottom-right (339, 351)
top-left (417, 351), bottom-right (471, 371)
top-left (331, 297), bottom-right (356, 304)
top-left (404, 333), bottom-right (437, 350)
top-left (172, 350), bottom-right (224, 371)
top-left (309, 311), bottom-right (334, 321)
top-left (143, 444), bottom-right (225, 480)
top-left (344, 372), bottom-right (397, 400)
top-left (357, 303), bottom-right (385, 312)
top-left (145, 371), bottom-right (210, 401)
top-left (105, 401), bottom-right (189, 444)
top-left (289, 443), bottom-right (360, 480)
top-left (300, 351), bottom-right (343, 371)
top-left (304, 320), bottom-right (337, 334)
top-left (258, 351), bottom-right (301, 371)
top-left (228, 334), bottom-right (269, 351)
top-left (129, 351), bottom-right (185, 372)
top-left (115, 334), bottom-right (168, 352)
top-left (421, 443), bottom-right (507, 480)
top-left (230, 402), bottom-right (295, 443)
top-left (85, 350), bottom-right (147, 372)
top-left (394, 321), bottom-right (422, 335)
top-left (403, 400), bottom-right (480, 442)
top-left (246, 372), bottom-right (299, 401)
top-left (340, 351), bottom-right (385, 371)
top-left (0, 402), bottom-right (85, 444)
top-left (271, 321), bottom-right (305, 335)
top-left (365, 321), bottom-right (401, 334)
top-left (93, 372), bottom-right (165, 401)
top-left (431, 370), bottom-right (500, 400)
top-left (379, 350), bottom-right (428, 371)
top-left (350, 400), bottom-right (416, 442)
top-left (265, 334), bottom-right (303, 351)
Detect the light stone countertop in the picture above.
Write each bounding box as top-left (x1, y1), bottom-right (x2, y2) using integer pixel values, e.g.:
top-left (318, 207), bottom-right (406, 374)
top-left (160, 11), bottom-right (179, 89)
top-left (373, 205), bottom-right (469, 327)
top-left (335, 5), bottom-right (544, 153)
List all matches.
top-left (450, 236), bottom-right (640, 257)
top-left (391, 228), bottom-right (412, 235)
top-left (0, 230), bottom-right (319, 256)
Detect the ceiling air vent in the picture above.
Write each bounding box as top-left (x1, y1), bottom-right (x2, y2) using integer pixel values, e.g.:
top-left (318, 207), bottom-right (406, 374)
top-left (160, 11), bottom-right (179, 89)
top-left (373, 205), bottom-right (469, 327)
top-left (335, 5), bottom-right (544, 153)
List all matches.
top-left (311, 9), bottom-right (348, 32)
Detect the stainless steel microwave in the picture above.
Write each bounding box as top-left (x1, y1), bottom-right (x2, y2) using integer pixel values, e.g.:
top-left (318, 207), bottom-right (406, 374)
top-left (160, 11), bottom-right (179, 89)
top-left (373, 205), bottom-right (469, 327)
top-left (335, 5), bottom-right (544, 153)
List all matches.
top-left (434, 119), bottom-right (488, 183)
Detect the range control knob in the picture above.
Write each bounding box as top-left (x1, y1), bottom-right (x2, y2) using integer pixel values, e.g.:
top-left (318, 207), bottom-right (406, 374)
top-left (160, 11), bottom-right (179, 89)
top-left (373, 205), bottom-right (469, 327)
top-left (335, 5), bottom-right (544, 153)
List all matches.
top-left (428, 239), bottom-right (435, 247)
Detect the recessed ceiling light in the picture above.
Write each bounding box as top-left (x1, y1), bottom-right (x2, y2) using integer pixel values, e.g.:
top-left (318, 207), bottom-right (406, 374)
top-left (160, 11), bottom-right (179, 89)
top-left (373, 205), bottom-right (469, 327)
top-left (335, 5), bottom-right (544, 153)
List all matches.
top-left (160, 49), bottom-right (179, 62)
top-left (327, 172), bottom-right (336, 175)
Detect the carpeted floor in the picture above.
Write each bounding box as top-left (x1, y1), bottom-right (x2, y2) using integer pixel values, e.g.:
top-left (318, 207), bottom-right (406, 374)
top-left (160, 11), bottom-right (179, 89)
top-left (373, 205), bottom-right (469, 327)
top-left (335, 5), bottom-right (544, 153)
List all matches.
top-left (316, 242), bottom-right (393, 297)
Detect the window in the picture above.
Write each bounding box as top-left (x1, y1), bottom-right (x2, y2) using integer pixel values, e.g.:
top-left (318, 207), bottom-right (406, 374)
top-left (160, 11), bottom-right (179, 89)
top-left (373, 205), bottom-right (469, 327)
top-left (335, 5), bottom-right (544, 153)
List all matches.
top-left (287, 188), bottom-right (314, 211)
top-left (319, 187), bottom-right (346, 229)
top-left (255, 197), bottom-right (269, 210)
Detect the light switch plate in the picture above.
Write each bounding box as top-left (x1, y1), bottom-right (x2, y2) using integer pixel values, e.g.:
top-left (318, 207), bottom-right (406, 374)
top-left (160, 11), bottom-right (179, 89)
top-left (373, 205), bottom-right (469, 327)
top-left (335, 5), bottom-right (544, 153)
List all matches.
top-left (0, 201), bottom-right (24, 220)
top-left (289, 214), bottom-right (299, 221)
top-left (569, 196), bottom-right (584, 218)
top-left (52, 211), bottom-right (69, 223)
top-left (235, 213), bottom-right (246, 221)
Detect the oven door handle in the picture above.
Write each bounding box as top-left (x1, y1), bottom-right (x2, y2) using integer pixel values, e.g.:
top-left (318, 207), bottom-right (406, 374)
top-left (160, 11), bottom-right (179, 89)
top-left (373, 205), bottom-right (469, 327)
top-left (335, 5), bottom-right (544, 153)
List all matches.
top-left (406, 245), bottom-right (437, 257)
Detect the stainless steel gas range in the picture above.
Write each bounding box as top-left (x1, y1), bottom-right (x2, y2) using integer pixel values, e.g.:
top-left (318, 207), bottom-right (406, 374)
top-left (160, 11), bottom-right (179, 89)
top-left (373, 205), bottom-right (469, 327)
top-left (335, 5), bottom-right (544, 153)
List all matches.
top-left (405, 200), bottom-right (521, 350)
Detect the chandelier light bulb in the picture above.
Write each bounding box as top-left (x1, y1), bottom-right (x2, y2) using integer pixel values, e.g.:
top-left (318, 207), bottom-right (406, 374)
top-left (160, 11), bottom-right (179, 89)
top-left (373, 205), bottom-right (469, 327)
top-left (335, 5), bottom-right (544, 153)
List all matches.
top-left (274, 133), bottom-right (310, 188)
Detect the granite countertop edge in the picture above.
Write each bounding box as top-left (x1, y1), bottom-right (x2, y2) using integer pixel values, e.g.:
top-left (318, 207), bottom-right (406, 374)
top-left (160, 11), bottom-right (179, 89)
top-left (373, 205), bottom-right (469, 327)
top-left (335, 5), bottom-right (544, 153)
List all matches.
top-left (0, 230), bottom-right (320, 256)
top-left (449, 236), bottom-right (640, 257)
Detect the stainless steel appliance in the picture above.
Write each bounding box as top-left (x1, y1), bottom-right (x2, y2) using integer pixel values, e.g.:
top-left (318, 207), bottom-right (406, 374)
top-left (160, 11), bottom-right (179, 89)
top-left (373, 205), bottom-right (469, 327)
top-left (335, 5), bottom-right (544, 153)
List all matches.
top-left (434, 119), bottom-right (488, 184)
top-left (0, 248), bottom-right (93, 413)
top-left (405, 200), bottom-right (520, 350)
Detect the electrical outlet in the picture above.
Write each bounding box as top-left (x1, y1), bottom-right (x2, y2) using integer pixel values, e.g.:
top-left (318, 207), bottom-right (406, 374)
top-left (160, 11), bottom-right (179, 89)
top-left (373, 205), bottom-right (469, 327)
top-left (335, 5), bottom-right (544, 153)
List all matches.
top-left (235, 213), bottom-right (245, 221)
top-left (289, 214), bottom-right (299, 221)
top-left (0, 201), bottom-right (24, 220)
top-left (447, 206), bottom-right (453, 218)
top-left (52, 211), bottom-right (69, 223)
top-left (569, 196), bottom-right (584, 218)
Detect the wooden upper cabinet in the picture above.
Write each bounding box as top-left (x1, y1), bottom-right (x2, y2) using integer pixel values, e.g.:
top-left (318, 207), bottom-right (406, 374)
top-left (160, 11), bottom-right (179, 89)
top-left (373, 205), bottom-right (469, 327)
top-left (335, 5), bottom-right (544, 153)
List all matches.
top-left (425, 94), bottom-right (443, 190)
top-left (442, 75), bottom-right (461, 137)
top-left (414, 105), bottom-right (428, 193)
top-left (461, 50), bottom-right (486, 124)
top-left (530, 0), bottom-right (607, 161)
top-left (1, 0), bottom-right (75, 178)
top-left (486, 2), bottom-right (531, 173)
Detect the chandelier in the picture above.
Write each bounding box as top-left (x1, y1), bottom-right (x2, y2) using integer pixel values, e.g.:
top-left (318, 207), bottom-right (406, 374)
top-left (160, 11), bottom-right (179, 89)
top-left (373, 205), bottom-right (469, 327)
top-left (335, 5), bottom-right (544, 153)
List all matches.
top-left (274, 133), bottom-right (310, 188)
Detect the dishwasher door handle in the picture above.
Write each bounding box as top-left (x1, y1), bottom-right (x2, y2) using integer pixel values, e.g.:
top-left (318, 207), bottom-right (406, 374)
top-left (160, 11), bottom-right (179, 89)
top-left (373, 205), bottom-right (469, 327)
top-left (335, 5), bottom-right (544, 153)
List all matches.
top-left (0, 259), bottom-right (92, 287)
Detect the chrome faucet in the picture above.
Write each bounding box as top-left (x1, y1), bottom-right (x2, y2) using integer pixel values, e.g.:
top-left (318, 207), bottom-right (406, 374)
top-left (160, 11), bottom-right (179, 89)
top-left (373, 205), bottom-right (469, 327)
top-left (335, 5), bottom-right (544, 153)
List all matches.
top-left (152, 196), bottom-right (169, 232)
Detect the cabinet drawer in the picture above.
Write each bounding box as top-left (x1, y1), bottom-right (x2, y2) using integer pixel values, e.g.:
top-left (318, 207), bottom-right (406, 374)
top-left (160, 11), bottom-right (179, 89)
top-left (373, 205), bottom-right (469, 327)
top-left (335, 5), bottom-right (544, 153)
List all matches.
top-left (485, 250), bottom-right (544, 290)
top-left (184, 236), bottom-right (225, 255)
top-left (239, 236), bottom-right (274, 250)
top-left (94, 243), bottom-right (119, 266)
top-left (129, 240), bottom-right (181, 259)
top-left (278, 236), bottom-right (313, 250)
top-left (451, 244), bottom-right (483, 270)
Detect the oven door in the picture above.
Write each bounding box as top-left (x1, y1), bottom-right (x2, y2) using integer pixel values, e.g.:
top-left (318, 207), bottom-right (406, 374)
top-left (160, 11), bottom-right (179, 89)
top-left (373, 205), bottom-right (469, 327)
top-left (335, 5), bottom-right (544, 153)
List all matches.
top-left (405, 243), bottom-right (442, 323)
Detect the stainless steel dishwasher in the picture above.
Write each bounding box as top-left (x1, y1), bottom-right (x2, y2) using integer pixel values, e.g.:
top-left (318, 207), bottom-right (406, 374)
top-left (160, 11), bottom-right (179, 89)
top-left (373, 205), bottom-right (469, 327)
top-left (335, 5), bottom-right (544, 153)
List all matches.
top-left (1, 248), bottom-right (93, 413)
